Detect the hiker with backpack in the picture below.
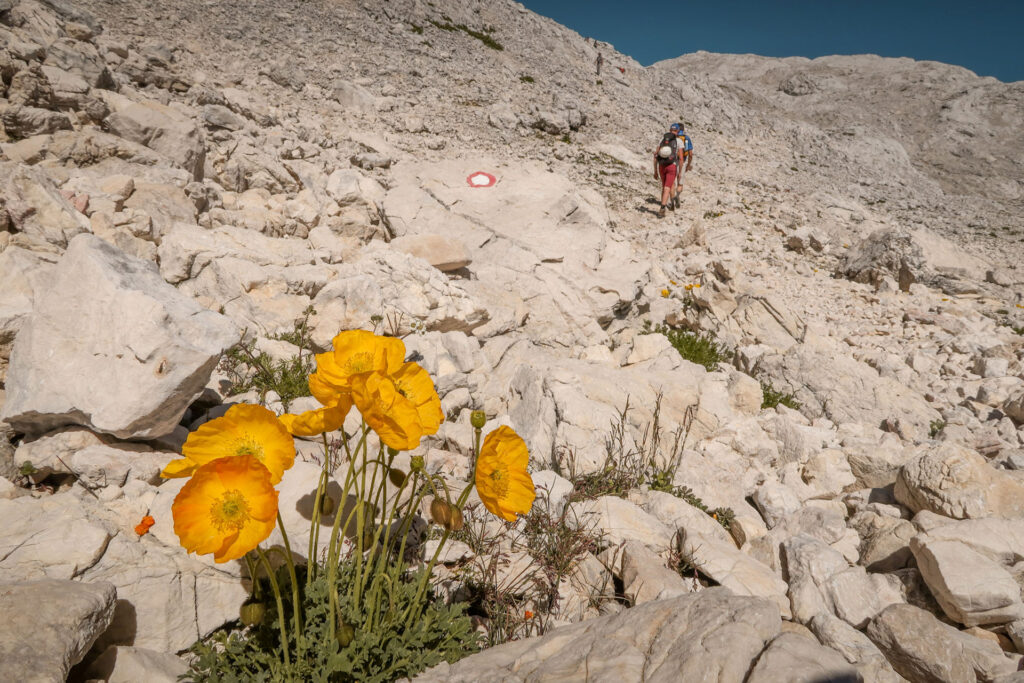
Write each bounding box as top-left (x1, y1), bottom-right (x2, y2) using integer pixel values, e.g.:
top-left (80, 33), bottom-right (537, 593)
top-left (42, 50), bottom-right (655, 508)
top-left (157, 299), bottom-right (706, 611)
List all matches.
top-left (653, 129), bottom-right (679, 218)
top-left (671, 122), bottom-right (693, 207)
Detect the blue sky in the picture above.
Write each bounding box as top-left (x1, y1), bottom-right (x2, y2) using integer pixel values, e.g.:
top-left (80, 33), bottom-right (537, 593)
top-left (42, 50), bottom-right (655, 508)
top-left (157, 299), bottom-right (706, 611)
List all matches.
top-left (518, 0), bottom-right (1023, 83)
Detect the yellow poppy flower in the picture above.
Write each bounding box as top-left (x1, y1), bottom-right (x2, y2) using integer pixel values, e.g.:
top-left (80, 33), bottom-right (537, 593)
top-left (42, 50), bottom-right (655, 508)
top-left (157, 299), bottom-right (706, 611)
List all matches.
top-left (350, 371), bottom-right (424, 451)
top-left (171, 454), bottom-right (278, 563)
top-left (391, 362), bottom-right (443, 436)
top-left (475, 425), bottom-right (535, 522)
top-left (161, 404), bottom-right (295, 484)
top-left (661, 289), bottom-right (670, 298)
top-left (278, 401), bottom-right (351, 437)
top-left (313, 330), bottom-right (405, 394)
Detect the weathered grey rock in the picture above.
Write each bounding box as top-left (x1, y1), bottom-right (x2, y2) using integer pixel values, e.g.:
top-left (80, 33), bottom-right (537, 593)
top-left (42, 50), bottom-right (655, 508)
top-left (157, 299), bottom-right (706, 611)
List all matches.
top-left (328, 78), bottom-right (375, 112)
top-left (1, 163), bottom-right (90, 247)
top-left (784, 535), bottom-right (902, 628)
top-left (106, 100), bottom-right (205, 179)
top-left (0, 493), bottom-right (115, 579)
top-left (0, 579), bottom-right (116, 683)
top-left (416, 588), bottom-right (781, 682)
top-left (619, 540), bottom-right (695, 604)
top-left (680, 531), bottom-right (792, 618)
top-left (0, 246), bottom-right (56, 355)
top-left (895, 442), bottom-right (1024, 519)
top-left (1005, 389), bottom-right (1024, 425)
top-left (867, 603), bottom-right (1018, 683)
top-left (840, 227), bottom-right (923, 291)
top-left (86, 646), bottom-right (188, 683)
top-left (747, 632), bottom-right (861, 683)
top-left (569, 495), bottom-right (674, 549)
top-left (0, 102), bottom-right (72, 137)
top-left (390, 234), bottom-right (472, 272)
top-left (1, 235), bottom-right (239, 439)
top-left (809, 614), bottom-right (902, 682)
top-left (911, 535), bottom-right (1024, 627)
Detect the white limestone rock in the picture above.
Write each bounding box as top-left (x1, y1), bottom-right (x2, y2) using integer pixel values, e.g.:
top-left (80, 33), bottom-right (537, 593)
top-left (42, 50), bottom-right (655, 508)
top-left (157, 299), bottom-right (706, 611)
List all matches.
top-left (1, 235), bottom-right (239, 439)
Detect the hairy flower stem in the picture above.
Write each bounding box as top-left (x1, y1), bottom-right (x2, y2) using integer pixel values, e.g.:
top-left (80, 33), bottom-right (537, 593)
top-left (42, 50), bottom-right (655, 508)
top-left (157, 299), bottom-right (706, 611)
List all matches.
top-left (326, 425), bottom-right (366, 642)
top-left (405, 426), bottom-right (483, 625)
top-left (275, 511), bottom-right (303, 647)
top-left (256, 547), bottom-right (292, 677)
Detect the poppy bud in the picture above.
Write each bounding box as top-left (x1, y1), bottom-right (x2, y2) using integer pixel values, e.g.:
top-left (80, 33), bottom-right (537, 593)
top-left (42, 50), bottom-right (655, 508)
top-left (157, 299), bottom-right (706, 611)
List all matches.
top-left (239, 601), bottom-right (266, 626)
top-left (387, 446), bottom-right (399, 458)
top-left (470, 410), bottom-right (487, 429)
top-left (388, 467), bottom-right (407, 487)
top-left (320, 495), bottom-right (336, 516)
top-left (336, 620), bottom-right (355, 647)
top-left (409, 455), bottom-right (425, 472)
top-left (430, 499), bottom-right (464, 531)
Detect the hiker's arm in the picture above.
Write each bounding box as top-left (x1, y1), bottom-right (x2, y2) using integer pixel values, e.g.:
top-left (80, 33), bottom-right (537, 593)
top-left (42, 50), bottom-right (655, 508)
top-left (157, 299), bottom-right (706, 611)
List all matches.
top-left (653, 153), bottom-right (659, 179)
top-left (686, 149), bottom-right (693, 171)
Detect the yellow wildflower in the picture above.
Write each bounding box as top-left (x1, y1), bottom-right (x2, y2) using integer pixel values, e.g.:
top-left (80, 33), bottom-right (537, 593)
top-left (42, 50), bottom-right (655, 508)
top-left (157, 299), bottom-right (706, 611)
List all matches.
top-left (350, 371), bottom-right (424, 451)
top-left (661, 288), bottom-right (670, 298)
top-left (161, 404), bottom-right (295, 484)
top-left (475, 426), bottom-right (535, 522)
top-left (391, 362), bottom-right (443, 435)
top-left (279, 402), bottom-right (351, 437)
top-left (312, 330), bottom-right (405, 395)
top-left (171, 454), bottom-right (278, 563)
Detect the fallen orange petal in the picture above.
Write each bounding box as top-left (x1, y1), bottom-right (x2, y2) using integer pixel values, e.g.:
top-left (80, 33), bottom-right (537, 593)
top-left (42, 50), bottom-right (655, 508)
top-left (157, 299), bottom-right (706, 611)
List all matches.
top-left (135, 515), bottom-right (155, 536)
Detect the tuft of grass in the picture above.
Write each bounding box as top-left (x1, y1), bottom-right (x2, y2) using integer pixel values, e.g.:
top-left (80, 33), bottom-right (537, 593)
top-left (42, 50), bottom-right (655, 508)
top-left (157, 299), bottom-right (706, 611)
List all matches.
top-left (929, 420), bottom-right (946, 439)
top-left (703, 210), bottom-right (724, 219)
top-left (560, 133), bottom-right (571, 144)
top-left (519, 75), bottom-right (534, 83)
top-left (760, 380), bottom-right (801, 410)
top-left (557, 398), bottom-right (733, 531)
top-left (410, 23), bottom-right (423, 34)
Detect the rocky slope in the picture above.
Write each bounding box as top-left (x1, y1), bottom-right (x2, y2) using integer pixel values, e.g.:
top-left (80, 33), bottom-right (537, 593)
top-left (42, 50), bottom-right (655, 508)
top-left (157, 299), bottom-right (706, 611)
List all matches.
top-left (1, 0), bottom-right (1024, 680)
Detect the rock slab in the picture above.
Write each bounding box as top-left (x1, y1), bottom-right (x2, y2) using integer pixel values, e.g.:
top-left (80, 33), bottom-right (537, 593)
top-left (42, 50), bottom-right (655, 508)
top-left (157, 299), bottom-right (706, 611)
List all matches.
top-left (0, 235), bottom-right (239, 439)
top-left (0, 579), bottom-right (116, 683)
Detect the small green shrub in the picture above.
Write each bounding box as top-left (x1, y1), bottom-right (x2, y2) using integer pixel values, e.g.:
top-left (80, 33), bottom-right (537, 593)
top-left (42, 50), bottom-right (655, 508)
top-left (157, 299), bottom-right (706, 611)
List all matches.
top-left (519, 75), bottom-right (534, 83)
top-left (929, 420), bottom-right (946, 438)
top-left (184, 561), bottom-right (479, 682)
top-left (410, 23), bottom-right (423, 34)
top-left (760, 380), bottom-right (801, 410)
top-left (219, 307), bottom-right (316, 411)
top-left (646, 324), bottom-right (730, 372)
top-left (703, 210), bottom-right (724, 219)
top-left (427, 19), bottom-right (503, 50)
top-left (560, 133), bottom-right (571, 144)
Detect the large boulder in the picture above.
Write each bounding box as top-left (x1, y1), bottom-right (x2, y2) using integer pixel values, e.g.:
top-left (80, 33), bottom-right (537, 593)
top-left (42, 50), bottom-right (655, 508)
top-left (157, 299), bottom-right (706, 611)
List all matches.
top-left (0, 246), bottom-right (57, 356)
top-left (746, 633), bottom-right (860, 683)
top-left (417, 588), bottom-right (781, 682)
top-left (1, 235), bottom-right (239, 439)
top-left (0, 579), bottom-right (116, 683)
top-left (894, 443), bottom-right (1024, 519)
top-left (866, 603), bottom-right (1019, 682)
top-left (911, 537), bottom-right (1024, 627)
top-left (839, 227), bottom-right (923, 292)
top-left (105, 100), bottom-right (205, 180)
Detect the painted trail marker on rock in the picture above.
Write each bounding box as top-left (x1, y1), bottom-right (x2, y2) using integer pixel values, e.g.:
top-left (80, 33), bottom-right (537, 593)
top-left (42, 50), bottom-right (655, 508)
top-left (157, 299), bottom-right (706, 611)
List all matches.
top-left (466, 171), bottom-right (497, 188)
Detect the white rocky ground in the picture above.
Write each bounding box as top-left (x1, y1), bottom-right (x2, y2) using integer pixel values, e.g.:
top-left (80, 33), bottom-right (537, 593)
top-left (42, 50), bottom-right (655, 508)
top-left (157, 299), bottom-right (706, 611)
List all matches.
top-left (1, 0), bottom-right (1023, 681)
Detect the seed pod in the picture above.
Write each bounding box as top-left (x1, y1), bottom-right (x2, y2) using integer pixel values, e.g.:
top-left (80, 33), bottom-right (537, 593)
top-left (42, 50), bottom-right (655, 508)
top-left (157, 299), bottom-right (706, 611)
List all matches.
top-left (470, 410), bottom-right (487, 429)
top-left (336, 620), bottom-right (356, 647)
top-left (239, 601), bottom-right (266, 627)
top-left (388, 467), bottom-right (407, 487)
top-left (430, 499), bottom-right (465, 531)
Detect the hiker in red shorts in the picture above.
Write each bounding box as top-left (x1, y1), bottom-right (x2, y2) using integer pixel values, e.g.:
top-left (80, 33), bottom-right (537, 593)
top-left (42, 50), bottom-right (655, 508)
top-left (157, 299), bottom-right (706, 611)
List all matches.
top-left (653, 130), bottom-right (679, 218)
